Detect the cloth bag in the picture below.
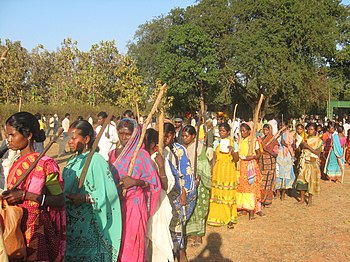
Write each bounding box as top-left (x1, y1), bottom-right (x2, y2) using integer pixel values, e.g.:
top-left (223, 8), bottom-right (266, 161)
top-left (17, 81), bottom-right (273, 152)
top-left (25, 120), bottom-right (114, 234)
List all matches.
top-left (0, 199), bottom-right (26, 260)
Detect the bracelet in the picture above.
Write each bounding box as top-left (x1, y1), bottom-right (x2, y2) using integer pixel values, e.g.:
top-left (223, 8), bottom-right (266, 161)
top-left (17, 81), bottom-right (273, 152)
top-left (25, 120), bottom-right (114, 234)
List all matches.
top-left (40, 194), bottom-right (46, 207)
top-left (85, 194), bottom-right (89, 203)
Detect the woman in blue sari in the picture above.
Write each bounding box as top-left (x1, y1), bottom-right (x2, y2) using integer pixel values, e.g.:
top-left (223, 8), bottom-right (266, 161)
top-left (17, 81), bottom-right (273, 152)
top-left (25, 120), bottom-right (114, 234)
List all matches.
top-left (325, 126), bottom-right (344, 182)
top-left (163, 123), bottom-right (197, 262)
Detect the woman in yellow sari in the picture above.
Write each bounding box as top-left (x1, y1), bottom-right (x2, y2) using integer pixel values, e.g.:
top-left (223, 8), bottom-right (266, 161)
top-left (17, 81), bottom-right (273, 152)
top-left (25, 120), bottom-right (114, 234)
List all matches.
top-left (295, 123), bottom-right (323, 206)
top-left (237, 123), bottom-right (263, 220)
top-left (207, 123), bottom-right (238, 229)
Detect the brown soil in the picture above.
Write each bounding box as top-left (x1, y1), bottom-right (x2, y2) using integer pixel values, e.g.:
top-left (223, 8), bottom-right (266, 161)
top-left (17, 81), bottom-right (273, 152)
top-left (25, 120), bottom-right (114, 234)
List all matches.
top-left (45, 140), bottom-right (350, 262)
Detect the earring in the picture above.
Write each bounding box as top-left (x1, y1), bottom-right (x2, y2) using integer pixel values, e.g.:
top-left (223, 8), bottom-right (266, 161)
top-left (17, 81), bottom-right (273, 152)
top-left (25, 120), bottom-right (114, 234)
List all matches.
top-left (85, 144), bottom-right (88, 150)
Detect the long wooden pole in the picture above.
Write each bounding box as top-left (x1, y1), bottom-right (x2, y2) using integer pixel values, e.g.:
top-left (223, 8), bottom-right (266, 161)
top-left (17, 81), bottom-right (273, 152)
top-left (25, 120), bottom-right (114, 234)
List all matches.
top-left (158, 109), bottom-right (165, 157)
top-left (78, 113), bottom-right (113, 189)
top-left (249, 94), bottom-right (264, 155)
top-left (123, 84), bottom-right (167, 195)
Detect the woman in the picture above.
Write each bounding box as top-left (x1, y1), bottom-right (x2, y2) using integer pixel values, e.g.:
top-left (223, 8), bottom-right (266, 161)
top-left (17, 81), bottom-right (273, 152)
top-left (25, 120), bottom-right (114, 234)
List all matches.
top-left (144, 128), bottom-right (174, 262)
top-left (236, 123), bottom-right (263, 220)
top-left (325, 125), bottom-right (344, 182)
top-left (163, 123), bottom-right (196, 262)
top-left (3, 112), bottom-right (65, 261)
top-left (295, 123), bottom-right (306, 168)
top-left (295, 123), bottom-right (323, 205)
top-left (207, 123), bottom-right (238, 228)
top-left (275, 123), bottom-right (296, 200)
top-left (321, 122), bottom-right (335, 179)
top-left (182, 125), bottom-right (211, 244)
top-left (63, 120), bottom-right (121, 261)
top-left (345, 129), bottom-right (350, 164)
top-left (260, 124), bottom-right (278, 207)
top-left (109, 118), bottom-right (161, 262)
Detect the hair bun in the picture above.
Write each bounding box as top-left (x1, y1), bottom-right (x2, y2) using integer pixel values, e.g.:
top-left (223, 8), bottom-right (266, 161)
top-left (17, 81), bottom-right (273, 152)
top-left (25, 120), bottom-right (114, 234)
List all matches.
top-left (35, 129), bottom-right (46, 143)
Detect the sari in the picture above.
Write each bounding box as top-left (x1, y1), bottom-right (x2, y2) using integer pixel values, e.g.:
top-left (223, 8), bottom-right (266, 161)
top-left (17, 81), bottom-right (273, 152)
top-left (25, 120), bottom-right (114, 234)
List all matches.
top-left (296, 136), bottom-right (323, 195)
top-left (260, 126), bottom-right (278, 206)
top-left (325, 132), bottom-right (344, 180)
top-left (321, 131), bottom-right (333, 177)
top-left (207, 138), bottom-right (237, 226)
top-left (7, 152), bottom-right (66, 261)
top-left (186, 141), bottom-right (211, 235)
top-left (237, 137), bottom-right (262, 212)
top-left (275, 132), bottom-right (296, 190)
top-left (109, 119), bottom-right (161, 262)
top-left (164, 142), bottom-right (196, 253)
top-left (63, 152), bottom-right (121, 261)
top-left (145, 153), bottom-right (175, 262)
top-left (345, 134), bottom-right (350, 163)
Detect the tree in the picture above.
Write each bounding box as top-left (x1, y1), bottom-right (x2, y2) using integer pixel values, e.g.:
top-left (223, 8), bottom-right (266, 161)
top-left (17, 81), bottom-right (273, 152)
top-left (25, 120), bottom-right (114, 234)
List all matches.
top-left (157, 23), bottom-right (220, 113)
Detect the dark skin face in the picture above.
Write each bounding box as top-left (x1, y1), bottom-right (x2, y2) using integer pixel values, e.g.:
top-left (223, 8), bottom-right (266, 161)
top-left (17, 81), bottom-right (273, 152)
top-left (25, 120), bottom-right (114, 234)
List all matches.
top-left (307, 126), bottom-right (317, 136)
top-left (296, 126), bottom-right (304, 135)
top-left (262, 127), bottom-right (270, 137)
top-left (182, 131), bottom-right (195, 146)
top-left (118, 127), bottom-right (133, 147)
top-left (5, 125), bottom-right (32, 155)
top-left (97, 116), bottom-right (105, 126)
top-left (164, 132), bottom-right (175, 147)
top-left (67, 128), bottom-right (90, 154)
top-left (240, 126), bottom-right (250, 138)
top-left (219, 126), bottom-right (230, 139)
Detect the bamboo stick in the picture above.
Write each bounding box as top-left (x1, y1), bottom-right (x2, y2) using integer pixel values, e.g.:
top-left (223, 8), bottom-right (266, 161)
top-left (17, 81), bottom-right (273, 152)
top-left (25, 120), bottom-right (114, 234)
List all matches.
top-left (123, 84), bottom-right (167, 195)
top-left (249, 94), bottom-right (264, 155)
top-left (78, 113), bottom-right (113, 189)
top-left (158, 109), bottom-right (165, 157)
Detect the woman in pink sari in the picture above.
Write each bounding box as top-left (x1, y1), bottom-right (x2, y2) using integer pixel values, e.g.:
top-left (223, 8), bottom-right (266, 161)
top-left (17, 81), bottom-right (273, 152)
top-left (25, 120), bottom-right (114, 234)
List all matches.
top-left (3, 112), bottom-right (65, 261)
top-left (109, 118), bottom-right (161, 262)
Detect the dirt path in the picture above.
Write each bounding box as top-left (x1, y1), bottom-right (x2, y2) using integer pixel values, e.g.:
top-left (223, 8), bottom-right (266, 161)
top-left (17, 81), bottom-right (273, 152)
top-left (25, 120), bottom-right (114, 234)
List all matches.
top-left (45, 141), bottom-right (350, 262)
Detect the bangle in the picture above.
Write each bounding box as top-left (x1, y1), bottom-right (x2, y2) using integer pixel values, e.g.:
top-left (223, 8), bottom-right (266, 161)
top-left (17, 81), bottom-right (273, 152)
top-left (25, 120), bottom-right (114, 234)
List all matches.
top-left (21, 191), bottom-right (26, 202)
top-left (85, 194), bottom-right (89, 203)
top-left (40, 194), bottom-right (46, 207)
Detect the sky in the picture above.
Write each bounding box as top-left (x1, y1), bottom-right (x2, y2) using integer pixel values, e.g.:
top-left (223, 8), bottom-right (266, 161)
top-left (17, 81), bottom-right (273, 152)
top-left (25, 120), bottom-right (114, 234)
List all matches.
top-left (0, 0), bottom-right (196, 54)
top-left (0, 0), bottom-right (349, 55)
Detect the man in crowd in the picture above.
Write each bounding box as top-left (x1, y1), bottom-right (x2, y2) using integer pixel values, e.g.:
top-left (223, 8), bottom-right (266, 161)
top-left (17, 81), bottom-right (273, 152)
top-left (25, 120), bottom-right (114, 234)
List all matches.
top-left (96, 111), bottom-right (119, 161)
top-left (58, 113), bottom-right (70, 157)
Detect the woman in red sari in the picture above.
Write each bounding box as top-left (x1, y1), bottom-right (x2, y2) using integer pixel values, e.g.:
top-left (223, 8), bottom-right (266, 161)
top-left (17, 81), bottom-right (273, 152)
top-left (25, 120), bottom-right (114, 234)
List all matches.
top-left (3, 112), bottom-right (65, 261)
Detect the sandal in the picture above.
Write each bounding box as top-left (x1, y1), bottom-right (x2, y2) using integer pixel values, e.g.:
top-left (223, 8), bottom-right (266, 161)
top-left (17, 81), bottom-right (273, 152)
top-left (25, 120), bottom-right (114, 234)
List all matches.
top-left (256, 211), bottom-right (266, 217)
top-left (227, 222), bottom-right (235, 229)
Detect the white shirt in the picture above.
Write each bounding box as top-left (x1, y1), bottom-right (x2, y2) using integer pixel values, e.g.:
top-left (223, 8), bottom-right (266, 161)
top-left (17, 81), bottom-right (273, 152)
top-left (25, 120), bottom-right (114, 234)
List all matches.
top-left (88, 117), bottom-right (93, 125)
top-left (96, 123), bottom-right (118, 161)
top-left (62, 117), bottom-right (70, 133)
top-left (49, 117), bottom-right (55, 128)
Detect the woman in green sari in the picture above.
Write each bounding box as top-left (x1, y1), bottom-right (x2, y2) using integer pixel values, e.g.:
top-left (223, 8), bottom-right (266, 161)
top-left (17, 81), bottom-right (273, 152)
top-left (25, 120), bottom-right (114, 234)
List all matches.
top-left (63, 120), bottom-right (122, 261)
top-left (182, 125), bottom-right (211, 246)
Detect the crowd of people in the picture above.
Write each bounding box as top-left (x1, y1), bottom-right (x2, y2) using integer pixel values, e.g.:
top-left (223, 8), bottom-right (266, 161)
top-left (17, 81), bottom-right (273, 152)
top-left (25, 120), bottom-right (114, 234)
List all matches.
top-left (0, 110), bottom-right (347, 261)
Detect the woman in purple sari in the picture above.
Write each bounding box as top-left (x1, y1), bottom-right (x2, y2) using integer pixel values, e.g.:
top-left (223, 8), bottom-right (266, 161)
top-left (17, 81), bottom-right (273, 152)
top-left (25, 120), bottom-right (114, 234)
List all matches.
top-left (109, 118), bottom-right (161, 262)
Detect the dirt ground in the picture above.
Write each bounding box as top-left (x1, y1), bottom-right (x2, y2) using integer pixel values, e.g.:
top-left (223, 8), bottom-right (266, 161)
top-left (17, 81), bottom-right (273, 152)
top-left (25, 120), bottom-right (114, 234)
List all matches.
top-left (46, 140), bottom-right (350, 262)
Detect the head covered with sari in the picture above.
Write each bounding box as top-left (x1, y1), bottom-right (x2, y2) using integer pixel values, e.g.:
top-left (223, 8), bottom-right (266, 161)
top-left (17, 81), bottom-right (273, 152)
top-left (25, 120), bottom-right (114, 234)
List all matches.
top-left (261, 124), bottom-right (279, 153)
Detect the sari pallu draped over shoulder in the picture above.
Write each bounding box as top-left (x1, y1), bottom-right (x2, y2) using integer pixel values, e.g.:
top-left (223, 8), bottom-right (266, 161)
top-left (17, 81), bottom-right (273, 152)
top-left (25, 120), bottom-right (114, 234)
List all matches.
top-left (325, 132), bottom-right (344, 179)
top-left (7, 152), bottom-right (66, 262)
top-left (109, 118), bottom-right (161, 262)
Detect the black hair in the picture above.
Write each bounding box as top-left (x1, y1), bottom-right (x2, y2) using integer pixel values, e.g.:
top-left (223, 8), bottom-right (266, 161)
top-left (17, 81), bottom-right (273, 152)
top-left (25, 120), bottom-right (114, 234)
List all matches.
top-left (182, 125), bottom-right (196, 136)
top-left (296, 123), bottom-right (305, 129)
top-left (337, 125), bottom-right (344, 134)
top-left (263, 124), bottom-right (270, 129)
top-left (240, 122), bottom-right (251, 131)
top-left (219, 122), bottom-right (231, 132)
top-left (144, 128), bottom-right (158, 153)
top-left (97, 111), bottom-right (107, 119)
top-left (70, 120), bottom-right (95, 149)
top-left (77, 116), bottom-right (84, 121)
top-left (164, 123), bottom-right (176, 134)
top-left (123, 110), bottom-right (134, 118)
top-left (65, 113), bottom-right (70, 118)
top-left (306, 122), bottom-right (317, 130)
top-left (117, 118), bottom-right (135, 133)
top-left (6, 112), bottom-right (46, 142)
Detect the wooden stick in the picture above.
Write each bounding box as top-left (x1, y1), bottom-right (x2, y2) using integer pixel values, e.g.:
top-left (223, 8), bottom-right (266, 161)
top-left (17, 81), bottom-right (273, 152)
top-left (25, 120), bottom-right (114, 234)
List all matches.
top-left (232, 104), bottom-right (238, 123)
top-left (249, 94), bottom-right (264, 155)
top-left (78, 113), bottom-right (113, 189)
top-left (123, 84), bottom-right (167, 196)
top-left (158, 109), bottom-right (165, 157)
top-left (264, 126), bottom-right (287, 148)
top-left (10, 127), bottom-right (64, 190)
top-left (135, 99), bottom-right (140, 124)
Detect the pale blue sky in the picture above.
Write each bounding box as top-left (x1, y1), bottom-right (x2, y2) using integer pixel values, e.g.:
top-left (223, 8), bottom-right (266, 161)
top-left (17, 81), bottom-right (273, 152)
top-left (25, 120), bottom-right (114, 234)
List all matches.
top-left (0, 0), bottom-right (196, 54)
top-left (0, 0), bottom-right (349, 54)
